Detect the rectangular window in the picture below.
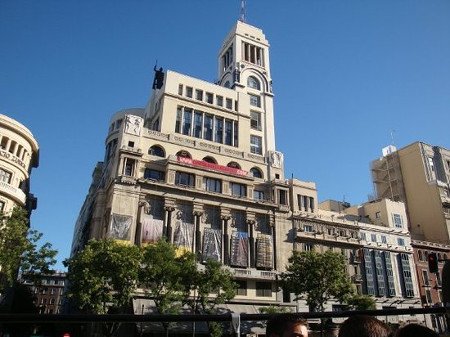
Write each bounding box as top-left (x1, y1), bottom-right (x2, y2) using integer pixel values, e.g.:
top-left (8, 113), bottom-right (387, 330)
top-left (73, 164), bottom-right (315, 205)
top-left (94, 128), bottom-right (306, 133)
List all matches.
top-left (360, 232), bottom-right (367, 241)
top-left (249, 94), bottom-right (261, 107)
top-left (426, 289), bottom-right (433, 304)
top-left (204, 115), bottom-right (213, 141)
top-left (304, 225), bottom-right (313, 233)
top-left (373, 250), bottom-right (386, 297)
top-left (175, 107), bottom-right (182, 133)
top-left (0, 168), bottom-right (12, 183)
top-left (243, 42), bottom-right (264, 67)
top-left (204, 177), bottom-right (222, 193)
top-left (399, 253), bottom-right (415, 297)
top-left (302, 195), bottom-right (308, 211)
top-left (371, 234), bottom-right (377, 242)
top-left (182, 108), bottom-right (192, 136)
top-left (278, 190), bottom-right (287, 205)
top-left (144, 168), bottom-right (165, 181)
top-left (224, 120), bottom-right (233, 146)
top-left (383, 252), bottom-right (396, 296)
top-left (206, 92), bottom-right (213, 104)
top-left (186, 86), bottom-right (193, 98)
top-left (254, 190), bottom-right (265, 201)
top-left (309, 197), bottom-right (315, 212)
top-left (178, 84), bottom-right (183, 95)
top-left (304, 243), bottom-right (314, 252)
top-left (193, 111), bottom-right (203, 138)
top-left (216, 95), bottom-right (223, 107)
top-left (422, 269), bottom-right (430, 286)
top-left (256, 282), bottom-right (272, 297)
top-left (381, 235), bottom-right (387, 244)
top-left (226, 98), bottom-right (233, 109)
top-left (175, 172), bottom-right (195, 187)
top-left (230, 182), bottom-right (246, 197)
top-left (236, 280), bottom-right (247, 296)
top-left (250, 111), bottom-right (261, 130)
top-left (250, 135), bottom-right (262, 155)
top-left (397, 238), bottom-right (405, 246)
top-left (123, 158), bottom-right (135, 176)
top-left (215, 117), bottom-right (224, 143)
top-left (195, 89), bottom-right (203, 101)
top-left (392, 214), bottom-right (403, 228)
top-left (363, 249), bottom-right (375, 296)
top-left (233, 121), bottom-right (239, 147)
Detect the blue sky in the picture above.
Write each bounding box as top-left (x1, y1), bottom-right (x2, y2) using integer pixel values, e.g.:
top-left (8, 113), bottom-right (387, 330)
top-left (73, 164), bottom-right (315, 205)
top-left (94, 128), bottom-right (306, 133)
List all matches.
top-left (1, 1), bottom-right (449, 268)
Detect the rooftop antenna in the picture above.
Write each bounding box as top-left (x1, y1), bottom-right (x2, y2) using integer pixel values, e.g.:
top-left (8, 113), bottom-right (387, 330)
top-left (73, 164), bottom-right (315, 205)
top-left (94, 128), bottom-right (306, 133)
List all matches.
top-left (239, 0), bottom-right (247, 22)
top-left (390, 129), bottom-right (396, 146)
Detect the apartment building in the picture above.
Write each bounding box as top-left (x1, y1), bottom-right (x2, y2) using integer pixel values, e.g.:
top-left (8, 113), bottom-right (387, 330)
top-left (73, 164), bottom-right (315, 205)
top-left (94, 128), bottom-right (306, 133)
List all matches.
top-left (0, 114), bottom-right (39, 215)
top-left (21, 272), bottom-right (67, 314)
top-left (371, 142), bottom-right (450, 243)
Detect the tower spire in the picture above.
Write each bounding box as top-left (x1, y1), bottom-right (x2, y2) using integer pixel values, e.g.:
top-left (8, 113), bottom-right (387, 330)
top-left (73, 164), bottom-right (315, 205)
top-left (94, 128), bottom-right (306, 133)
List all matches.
top-left (239, 0), bottom-right (247, 22)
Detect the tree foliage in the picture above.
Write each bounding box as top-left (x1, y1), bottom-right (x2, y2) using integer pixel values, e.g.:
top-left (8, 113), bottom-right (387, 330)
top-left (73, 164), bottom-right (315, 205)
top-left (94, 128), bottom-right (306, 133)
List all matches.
top-left (187, 259), bottom-right (236, 314)
top-left (0, 207), bottom-right (57, 293)
top-left (139, 240), bottom-right (196, 315)
top-left (64, 239), bottom-right (142, 314)
top-left (281, 250), bottom-right (354, 312)
top-left (346, 293), bottom-right (376, 310)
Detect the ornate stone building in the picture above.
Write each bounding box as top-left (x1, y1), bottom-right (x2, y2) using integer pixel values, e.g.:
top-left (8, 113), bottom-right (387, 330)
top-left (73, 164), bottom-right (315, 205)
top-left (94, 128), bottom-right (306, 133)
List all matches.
top-left (0, 114), bottom-right (39, 215)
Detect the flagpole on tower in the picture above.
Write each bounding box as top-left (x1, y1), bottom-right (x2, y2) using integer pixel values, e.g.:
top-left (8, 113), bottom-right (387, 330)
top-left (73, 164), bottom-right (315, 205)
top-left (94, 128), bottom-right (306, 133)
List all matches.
top-left (239, 0), bottom-right (247, 23)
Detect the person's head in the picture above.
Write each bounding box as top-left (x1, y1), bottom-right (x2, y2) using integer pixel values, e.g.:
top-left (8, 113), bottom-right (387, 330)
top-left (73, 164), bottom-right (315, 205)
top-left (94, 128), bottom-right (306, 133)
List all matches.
top-left (338, 315), bottom-right (391, 337)
top-left (266, 314), bottom-right (308, 337)
top-left (395, 323), bottom-right (438, 337)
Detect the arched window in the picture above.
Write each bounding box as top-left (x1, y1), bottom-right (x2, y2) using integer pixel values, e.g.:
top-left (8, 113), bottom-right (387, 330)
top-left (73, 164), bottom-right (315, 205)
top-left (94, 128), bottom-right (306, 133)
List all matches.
top-left (148, 145), bottom-right (165, 157)
top-left (247, 76), bottom-right (261, 90)
top-left (227, 162), bottom-right (241, 169)
top-left (418, 250), bottom-right (423, 261)
top-left (224, 81), bottom-right (231, 88)
top-left (176, 150), bottom-right (191, 159)
top-left (202, 156), bottom-right (217, 164)
top-left (250, 167), bottom-right (263, 179)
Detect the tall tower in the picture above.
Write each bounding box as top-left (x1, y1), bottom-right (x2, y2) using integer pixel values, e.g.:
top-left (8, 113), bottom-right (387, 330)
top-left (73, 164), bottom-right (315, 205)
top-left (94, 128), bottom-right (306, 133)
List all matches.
top-left (217, 21), bottom-right (277, 162)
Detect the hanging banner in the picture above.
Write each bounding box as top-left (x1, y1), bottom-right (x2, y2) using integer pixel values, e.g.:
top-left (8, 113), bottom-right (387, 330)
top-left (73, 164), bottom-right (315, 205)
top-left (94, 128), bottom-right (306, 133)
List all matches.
top-left (109, 214), bottom-right (132, 241)
top-left (173, 220), bottom-right (194, 252)
top-left (202, 228), bottom-right (222, 262)
top-left (141, 214), bottom-right (164, 244)
top-left (230, 231), bottom-right (248, 267)
top-left (256, 234), bottom-right (273, 269)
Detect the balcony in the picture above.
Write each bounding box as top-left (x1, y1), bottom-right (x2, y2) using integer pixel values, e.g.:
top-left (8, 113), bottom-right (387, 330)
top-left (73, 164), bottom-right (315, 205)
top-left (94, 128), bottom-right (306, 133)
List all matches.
top-left (232, 268), bottom-right (277, 280)
top-left (120, 145), bottom-right (143, 156)
top-left (0, 181), bottom-right (26, 204)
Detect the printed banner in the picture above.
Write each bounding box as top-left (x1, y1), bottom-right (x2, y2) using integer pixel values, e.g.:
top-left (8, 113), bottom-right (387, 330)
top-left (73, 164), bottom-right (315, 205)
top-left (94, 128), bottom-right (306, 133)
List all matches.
top-left (230, 231), bottom-right (248, 267)
top-left (173, 220), bottom-right (194, 251)
top-left (256, 234), bottom-right (273, 269)
top-left (141, 214), bottom-right (164, 244)
top-left (109, 214), bottom-right (132, 240)
top-left (202, 228), bottom-right (222, 262)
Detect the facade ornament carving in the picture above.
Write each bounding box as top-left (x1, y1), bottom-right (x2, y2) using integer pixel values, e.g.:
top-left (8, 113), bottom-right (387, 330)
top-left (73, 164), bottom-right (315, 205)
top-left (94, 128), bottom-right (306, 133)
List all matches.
top-left (124, 115), bottom-right (143, 136)
top-left (139, 200), bottom-right (151, 214)
top-left (269, 150), bottom-right (283, 169)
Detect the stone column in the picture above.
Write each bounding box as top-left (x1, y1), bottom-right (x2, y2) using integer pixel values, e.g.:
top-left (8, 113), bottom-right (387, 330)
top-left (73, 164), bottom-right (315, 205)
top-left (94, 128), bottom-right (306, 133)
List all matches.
top-left (247, 219), bottom-right (256, 268)
top-left (221, 215), bottom-right (231, 265)
top-left (270, 214), bottom-right (276, 270)
top-left (193, 210), bottom-right (204, 258)
top-left (164, 206), bottom-right (175, 243)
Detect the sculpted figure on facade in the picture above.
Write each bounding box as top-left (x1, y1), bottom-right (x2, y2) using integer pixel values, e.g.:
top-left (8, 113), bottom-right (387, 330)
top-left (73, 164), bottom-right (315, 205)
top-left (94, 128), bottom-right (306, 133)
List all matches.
top-left (269, 151), bottom-right (283, 169)
top-left (125, 115), bottom-right (143, 136)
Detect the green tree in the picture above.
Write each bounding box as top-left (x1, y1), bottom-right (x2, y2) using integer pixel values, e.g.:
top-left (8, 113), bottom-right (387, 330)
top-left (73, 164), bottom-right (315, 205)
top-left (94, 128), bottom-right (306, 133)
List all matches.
top-left (139, 240), bottom-right (197, 336)
top-left (186, 259), bottom-right (237, 337)
top-left (0, 207), bottom-right (57, 294)
top-left (346, 293), bottom-right (376, 310)
top-left (64, 239), bottom-right (142, 315)
top-left (139, 240), bottom-right (196, 315)
top-left (280, 250), bottom-right (354, 312)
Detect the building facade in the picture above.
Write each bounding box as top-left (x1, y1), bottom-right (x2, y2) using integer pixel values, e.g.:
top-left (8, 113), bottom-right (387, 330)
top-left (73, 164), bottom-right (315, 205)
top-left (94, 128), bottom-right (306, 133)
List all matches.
top-left (371, 142), bottom-right (450, 243)
top-left (72, 21), bottom-right (292, 316)
top-left (21, 272), bottom-right (67, 314)
top-left (71, 18), bottom-right (424, 331)
top-left (0, 114), bottom-right (39, 215)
